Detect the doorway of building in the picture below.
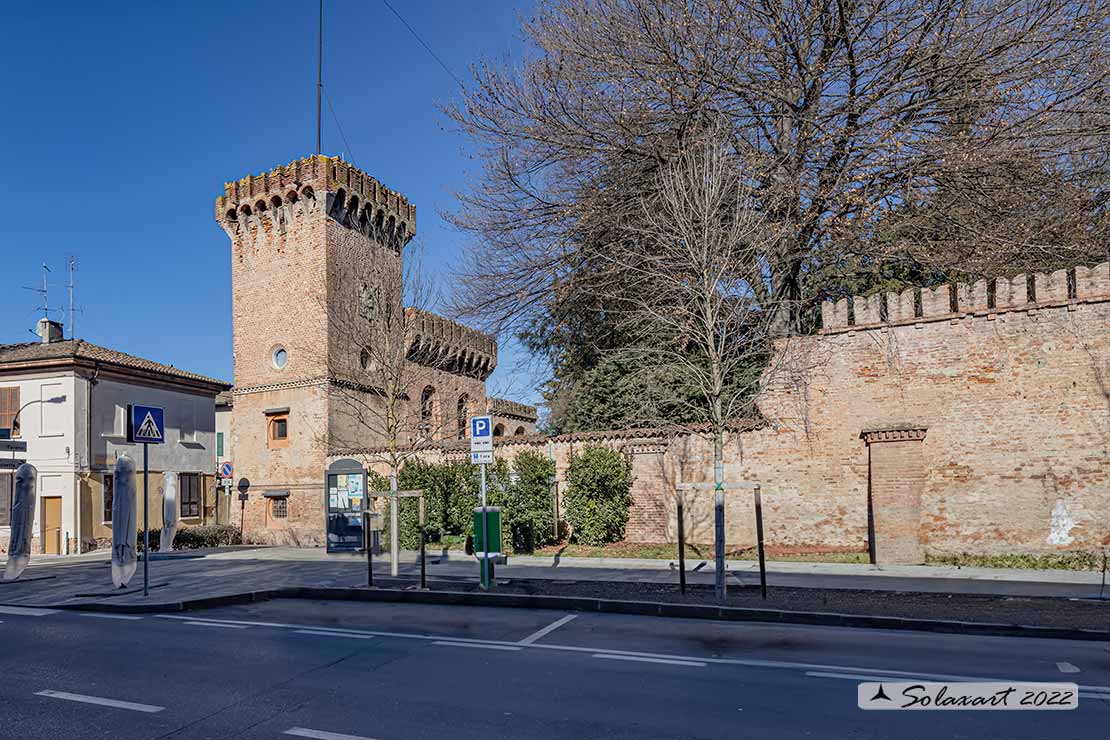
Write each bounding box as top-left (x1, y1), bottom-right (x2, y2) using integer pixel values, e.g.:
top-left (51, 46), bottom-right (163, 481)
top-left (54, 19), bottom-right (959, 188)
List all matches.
top-left (42, 496), bottom-right (62, 555)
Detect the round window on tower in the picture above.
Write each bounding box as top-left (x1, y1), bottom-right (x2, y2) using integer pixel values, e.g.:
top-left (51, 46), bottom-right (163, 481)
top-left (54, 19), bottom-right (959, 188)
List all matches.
top-left (271, 346), bottom-right (288, 370)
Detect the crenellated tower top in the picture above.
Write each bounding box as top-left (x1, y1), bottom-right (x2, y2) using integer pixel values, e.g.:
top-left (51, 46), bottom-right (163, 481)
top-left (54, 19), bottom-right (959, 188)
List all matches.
top-left (215, 154), bottom-right (416, 250)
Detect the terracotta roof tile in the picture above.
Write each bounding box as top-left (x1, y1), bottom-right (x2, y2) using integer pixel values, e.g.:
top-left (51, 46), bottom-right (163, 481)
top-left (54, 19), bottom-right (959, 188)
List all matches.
top-left (0, 340), bottom-right (230, 388)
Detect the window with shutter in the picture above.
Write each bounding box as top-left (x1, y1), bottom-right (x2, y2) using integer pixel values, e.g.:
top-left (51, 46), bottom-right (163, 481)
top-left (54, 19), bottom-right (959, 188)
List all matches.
top-left (0, 387), bottom-right (20, 437)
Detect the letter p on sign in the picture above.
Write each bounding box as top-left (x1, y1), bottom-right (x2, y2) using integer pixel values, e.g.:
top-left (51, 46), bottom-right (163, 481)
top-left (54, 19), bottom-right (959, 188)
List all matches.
top-left (470, 415), bottom-right (493, 454)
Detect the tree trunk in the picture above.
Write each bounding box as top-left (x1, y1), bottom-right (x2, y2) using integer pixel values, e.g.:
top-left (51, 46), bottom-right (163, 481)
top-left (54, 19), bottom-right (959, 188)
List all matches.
top-left (713, 426), bottom-right (725, 603)
top-left (389, 465), bottom-right (399, 577)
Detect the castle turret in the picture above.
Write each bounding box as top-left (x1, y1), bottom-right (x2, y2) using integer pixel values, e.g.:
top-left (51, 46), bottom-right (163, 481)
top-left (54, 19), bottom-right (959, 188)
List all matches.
top-left (216, 155), bottom-right (417, 543)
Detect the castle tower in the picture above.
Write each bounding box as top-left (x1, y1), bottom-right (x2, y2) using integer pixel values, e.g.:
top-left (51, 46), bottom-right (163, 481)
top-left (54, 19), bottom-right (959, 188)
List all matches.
top-left (215, 155), bottom-right (418, 540)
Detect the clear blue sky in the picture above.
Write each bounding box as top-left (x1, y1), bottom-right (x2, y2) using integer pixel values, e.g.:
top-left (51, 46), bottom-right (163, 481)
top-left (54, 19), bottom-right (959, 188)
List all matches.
top-left (0, 0), bottom-right (542, 404)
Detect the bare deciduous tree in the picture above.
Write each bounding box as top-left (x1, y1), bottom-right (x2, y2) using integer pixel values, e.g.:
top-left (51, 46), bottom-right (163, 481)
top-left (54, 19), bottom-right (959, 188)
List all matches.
top-left (447, 0), bottom-right (1110, 339)
top-left (599, 129), bottom-right (785, 597)
top-left (303, 243), bottom-right (466, 573)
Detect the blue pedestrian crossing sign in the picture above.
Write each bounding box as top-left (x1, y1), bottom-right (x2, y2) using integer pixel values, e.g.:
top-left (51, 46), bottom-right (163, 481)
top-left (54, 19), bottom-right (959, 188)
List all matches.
top-left (129, 404), bottom-right (165, 444)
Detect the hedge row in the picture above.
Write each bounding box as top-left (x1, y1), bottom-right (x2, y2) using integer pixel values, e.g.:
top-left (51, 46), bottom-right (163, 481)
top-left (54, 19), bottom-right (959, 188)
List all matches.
top-left (135, 524), bottom-right (243, 552)
top-left (375, 445), bottom-right (633, 552)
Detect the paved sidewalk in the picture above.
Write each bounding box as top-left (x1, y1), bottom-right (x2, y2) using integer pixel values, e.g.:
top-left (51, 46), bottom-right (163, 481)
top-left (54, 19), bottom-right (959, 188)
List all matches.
top-left (1, 545), bottom-right (1106, 609)
top-left (204, 546), bottom-right (1109, 596)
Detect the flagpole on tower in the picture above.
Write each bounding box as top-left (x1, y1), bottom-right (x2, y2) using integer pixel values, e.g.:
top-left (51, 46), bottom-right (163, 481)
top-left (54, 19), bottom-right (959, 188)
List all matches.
top-left (316, 0), bottom-right (323, 155)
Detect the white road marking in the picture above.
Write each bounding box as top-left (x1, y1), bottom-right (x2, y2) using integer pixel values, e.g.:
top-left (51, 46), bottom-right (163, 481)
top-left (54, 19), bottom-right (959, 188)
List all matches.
top-left (151, 613), bottom-right (1110, 697)
top-left (0, 605), bottom-right (58, 617)
top-left (433, 641), bottom-right (522, 652)
top-left (297, 630), bottom-right (375, 640)
top-left (80, 613), bottom-right (143, 621)
top-left (808, 670), bottom-right (945, 683)
top-left (594, 653), bottom-right (705, 667)
top-left (35, 690), bottom-right (164, 713)
top-left (182, 620), bottom-right (249, 629)
top-left (519, 614), bottom-right (578, 645)
top-left (284, 727), bottom-right (380, 740)
top-left (1057, 662), bottom-right (1081, 674)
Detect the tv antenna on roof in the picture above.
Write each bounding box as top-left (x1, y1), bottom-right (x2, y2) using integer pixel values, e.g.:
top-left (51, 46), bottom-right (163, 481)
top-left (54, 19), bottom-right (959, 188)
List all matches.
top-left (67, 255), bottom-right (82, 340)
top-left (22, 263), bottom-right (56, 326)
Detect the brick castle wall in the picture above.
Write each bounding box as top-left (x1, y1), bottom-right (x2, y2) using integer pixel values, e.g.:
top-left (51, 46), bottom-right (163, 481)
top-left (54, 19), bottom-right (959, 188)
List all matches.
top-left (340, 262), bottom-right (1110, 561)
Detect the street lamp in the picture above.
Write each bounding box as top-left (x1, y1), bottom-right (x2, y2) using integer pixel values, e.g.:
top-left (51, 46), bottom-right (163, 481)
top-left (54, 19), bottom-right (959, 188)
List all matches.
top-left (0, 395), bottom-right (68, 440)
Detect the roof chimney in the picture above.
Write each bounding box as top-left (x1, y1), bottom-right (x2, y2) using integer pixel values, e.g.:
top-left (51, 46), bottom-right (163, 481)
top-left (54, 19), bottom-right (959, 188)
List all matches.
top-left (36, 318), bottom-right (64, 344)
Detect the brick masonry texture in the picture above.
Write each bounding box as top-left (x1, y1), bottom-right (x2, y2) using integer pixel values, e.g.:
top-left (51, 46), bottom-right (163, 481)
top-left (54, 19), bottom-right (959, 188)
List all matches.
top-left (218, 156), bottom-right (535, 547)
top-left (344, 268), bottom-right (1110, 562)
top-left (220, 156), bottom-right (1107, 561)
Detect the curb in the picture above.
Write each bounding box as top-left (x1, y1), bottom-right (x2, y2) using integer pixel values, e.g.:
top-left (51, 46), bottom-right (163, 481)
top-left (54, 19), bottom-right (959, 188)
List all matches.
top-left (43, 586), bottom-right (1110, 642)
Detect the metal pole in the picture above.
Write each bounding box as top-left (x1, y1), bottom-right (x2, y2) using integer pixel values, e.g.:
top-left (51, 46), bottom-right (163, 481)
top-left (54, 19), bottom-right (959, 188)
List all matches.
top-left (389, 469), bottom-right (399, 577)
top-left (677, 492), bottom-right (687, 595)
top-left (316, 0), bottom-right (322, 155)
top-left (714, 486), bottom-right (725, 603)
top-left (363, 507), bottom-right (372, 588)
top-left (754, 484), bottom-right (767, 600)
top-left (480, 463), bottom-right (490, 590)
top-left (142, 442), bottom-right (149, 598)
top-left (419, 495), bottom-right (426, 590)
top-left (1100, 549), bottom-right (1106, 600)
top-left (548, 441), bottom-right (558, 541)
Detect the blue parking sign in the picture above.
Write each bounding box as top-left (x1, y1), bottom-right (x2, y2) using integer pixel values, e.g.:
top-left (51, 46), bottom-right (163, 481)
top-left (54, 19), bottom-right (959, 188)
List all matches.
top-left (470, 415), bottom-right (493, 454)
top-left (129, 405), bottom-right (165, 444)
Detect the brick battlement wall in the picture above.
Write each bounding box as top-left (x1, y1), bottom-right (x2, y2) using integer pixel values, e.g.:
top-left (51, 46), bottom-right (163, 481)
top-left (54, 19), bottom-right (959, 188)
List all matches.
top-left (324, 262), bottom-right (1110, 561)
top-left (821, 262), bottom-right (1110, 331)
top-left (406, 308), bottom-right (497, 381)
top-left (215, 155), bottom-right (416, 252)
top-left (490, 396), bottom-right (538, 422)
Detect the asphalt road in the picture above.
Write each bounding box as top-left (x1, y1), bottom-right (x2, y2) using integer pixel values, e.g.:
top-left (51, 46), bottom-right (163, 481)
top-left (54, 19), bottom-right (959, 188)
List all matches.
top-left (0, 599), bottom-right (1107, 739)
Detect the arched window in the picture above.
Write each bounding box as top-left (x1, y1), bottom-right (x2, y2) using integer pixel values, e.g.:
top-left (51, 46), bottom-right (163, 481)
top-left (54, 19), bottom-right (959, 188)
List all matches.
top-left (330, 188), bottom-right (347, 220)
top-left (420, 386), bottom-right (435, 433)
top-left (493, 424), bottom-right (505, 437)
top-left (456, 394), bottom-right (470, 440)
top-left (374, 209), bottom-right (385, 241)
top-left (514, 426), bottom-right (526, 436)
top-left (344, 195), bottom-right (359, 228)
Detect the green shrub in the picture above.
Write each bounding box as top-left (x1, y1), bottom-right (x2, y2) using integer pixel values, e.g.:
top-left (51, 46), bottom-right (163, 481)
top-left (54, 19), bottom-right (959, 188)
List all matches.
top-left (503, 449), bottom-right (557, 553)
top-left (136, 524), bottom-right (242, 552)
top-left (376, 455), bottom-right (562, 554)
top-left (175, 525), bottom-right (242, 549)
top-left (564, 446), bottom-right (633, 546)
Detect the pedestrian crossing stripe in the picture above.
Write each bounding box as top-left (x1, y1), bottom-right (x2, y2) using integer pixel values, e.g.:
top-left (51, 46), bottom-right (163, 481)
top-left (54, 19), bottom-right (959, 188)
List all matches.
top-left (135, 412), bottom-right (162, 440)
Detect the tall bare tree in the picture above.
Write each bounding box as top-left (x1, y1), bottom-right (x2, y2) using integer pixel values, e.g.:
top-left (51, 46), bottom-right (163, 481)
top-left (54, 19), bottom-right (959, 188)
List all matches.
top-left (306, 243), bottom-right (466, 574)
top-left (599, 128), bottom-right (784, 597)
top-left (447, 0), bottom-right (1110, 340)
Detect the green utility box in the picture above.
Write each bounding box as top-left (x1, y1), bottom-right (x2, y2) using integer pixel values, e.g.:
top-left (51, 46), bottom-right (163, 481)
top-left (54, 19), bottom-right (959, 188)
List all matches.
top-left (472, 506), bottom-right (502, 556)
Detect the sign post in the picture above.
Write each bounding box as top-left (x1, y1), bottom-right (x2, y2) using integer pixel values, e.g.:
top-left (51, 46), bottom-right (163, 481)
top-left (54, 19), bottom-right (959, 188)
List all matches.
top-left (128, 404), bottom-right (165, 598)
top-left (237, 478), bottom-right (250, 539)
top-left (470, 415), bottom-right (494, 590)
top-left (217, 462), bottom-right (233, 525)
